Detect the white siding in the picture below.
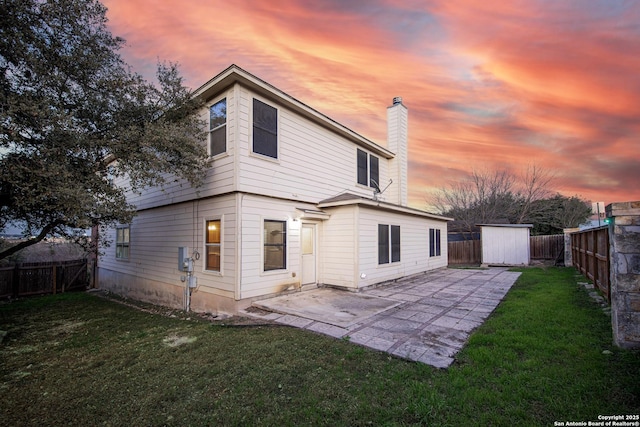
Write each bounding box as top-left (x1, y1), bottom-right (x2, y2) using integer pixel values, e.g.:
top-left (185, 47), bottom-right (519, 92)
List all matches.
top-left (356, 207), bottom-right (447, 287)
top-left (99, 194), bottom-right (238, 299)
top-left (319, 205), bottom-right (448, 289)
top-left (319, 206), bottom-right (358, 288)
top-left (98, 71), bottom-right (450, 310)
top-left (235, 87), bottom-right (388, 204)
top-left (124, 87), bottom-right (239, 211)
top-left (237, 194), bottom-right (318, 299)
top-left (481, 226), bottom-right (531, 265)
top-left (114, 82), bottom-right (395, 213)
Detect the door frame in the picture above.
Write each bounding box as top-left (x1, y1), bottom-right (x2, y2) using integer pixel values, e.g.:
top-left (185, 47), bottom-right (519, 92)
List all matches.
top-left (300, 222), bottom-right (318, 286)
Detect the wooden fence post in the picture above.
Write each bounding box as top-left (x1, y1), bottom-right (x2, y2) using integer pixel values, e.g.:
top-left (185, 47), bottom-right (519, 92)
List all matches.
top-left (52, 264), bottom-right (56, 295)
top-left (12, 265), bottom-right (20, 298)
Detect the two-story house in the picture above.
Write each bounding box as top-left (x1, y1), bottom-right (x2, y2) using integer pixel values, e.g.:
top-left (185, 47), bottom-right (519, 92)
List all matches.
top-left (97, 65), bottom-right (451, 314)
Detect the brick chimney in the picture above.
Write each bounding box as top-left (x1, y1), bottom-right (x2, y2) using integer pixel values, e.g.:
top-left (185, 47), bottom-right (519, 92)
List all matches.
top-left (386, 97), bottom-right (408, 206)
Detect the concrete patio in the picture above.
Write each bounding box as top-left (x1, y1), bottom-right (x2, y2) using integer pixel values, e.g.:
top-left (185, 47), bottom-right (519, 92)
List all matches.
top-left (242, 267), bottom-right (521, 368)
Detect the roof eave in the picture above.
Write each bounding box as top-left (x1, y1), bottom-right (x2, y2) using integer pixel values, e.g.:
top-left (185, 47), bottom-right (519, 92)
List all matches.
top-left (318, 197), bottom-right (452, 222)
top-left (193, 65), bottom-right (395, 159)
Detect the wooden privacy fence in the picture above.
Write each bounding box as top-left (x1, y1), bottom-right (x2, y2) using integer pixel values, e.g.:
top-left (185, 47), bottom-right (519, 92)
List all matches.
top-left (448, 234), bottom-right (564, 266)
top-left (448, 240), bottom-right (482, 265)
top-left (530, 234), bottom-right (564, 260)
top-left (0, 259), bottom-right (88, 298)
top-left (571, 227), bottom-right (610, 302)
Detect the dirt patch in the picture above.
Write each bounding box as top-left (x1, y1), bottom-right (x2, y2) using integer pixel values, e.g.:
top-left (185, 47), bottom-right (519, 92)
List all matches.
top-left (92, 290), bottom-right (276, 327)
top-left (162, 334), bottom-right (197, 347)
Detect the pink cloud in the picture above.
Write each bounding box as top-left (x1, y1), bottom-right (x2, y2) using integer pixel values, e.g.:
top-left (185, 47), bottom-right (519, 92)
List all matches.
top-left (102, 0), bottom-right (640, 208)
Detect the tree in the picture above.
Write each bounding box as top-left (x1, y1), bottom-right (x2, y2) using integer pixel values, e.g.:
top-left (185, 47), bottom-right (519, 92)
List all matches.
top-left (428, 165), bottom-right (554, 235)
top-left (0, 0), bottom-right (208, 260)
top-left (527, 194), bottom-right (592, 235)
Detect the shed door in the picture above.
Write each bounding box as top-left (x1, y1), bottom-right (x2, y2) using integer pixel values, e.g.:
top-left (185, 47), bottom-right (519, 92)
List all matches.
top-left (301, 223), bottom-right (316, 285)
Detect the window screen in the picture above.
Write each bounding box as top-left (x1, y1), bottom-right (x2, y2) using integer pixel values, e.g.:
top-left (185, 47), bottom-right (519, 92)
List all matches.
top-left (253, 99), bottom-right (278, 158)
top-left (357, 149), bottom-right (368, 185)
top-left (116, 226), bottom-right (130, 259)
top-left (391, 225), bottom-right (401, 262)
top-left (369, 155), bottom-right (379, 187)
top-left (378, 224), bottom-right (389, 264)
top-left (264, 220), bottom-right (286, 270)
top-left (430, 228), bottom-right (441, 257)
top-left (209, 99), bottom-right (226, 156)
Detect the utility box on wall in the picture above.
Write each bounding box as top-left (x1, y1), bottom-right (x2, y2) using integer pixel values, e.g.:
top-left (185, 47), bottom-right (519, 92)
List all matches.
top-left (479, 224), bottom-right (533, 266)
top-left (178, 247), bottom-right (189, 271)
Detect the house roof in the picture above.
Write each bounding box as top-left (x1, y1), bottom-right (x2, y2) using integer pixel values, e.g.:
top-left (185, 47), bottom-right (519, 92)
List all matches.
top-left (193, 64), bottom-right (395, 159)
top-left (318, 192), bottom-right (452, 222)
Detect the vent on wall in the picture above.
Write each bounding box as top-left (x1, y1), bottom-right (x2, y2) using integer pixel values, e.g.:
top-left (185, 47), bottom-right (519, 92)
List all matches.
top-left (392, 96), bottom-right (403, 105)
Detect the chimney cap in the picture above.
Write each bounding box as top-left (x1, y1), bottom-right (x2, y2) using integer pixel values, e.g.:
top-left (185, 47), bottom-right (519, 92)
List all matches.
top-left (392, 96), bottom-right (403, 105)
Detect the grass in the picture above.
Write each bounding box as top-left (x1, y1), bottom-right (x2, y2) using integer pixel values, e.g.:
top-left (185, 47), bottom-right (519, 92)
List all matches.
top-left (1, 267), bottom-right (639, 426)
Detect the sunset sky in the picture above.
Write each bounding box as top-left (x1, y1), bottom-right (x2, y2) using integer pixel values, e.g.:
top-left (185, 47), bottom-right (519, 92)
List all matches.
top-left (102, 0), bottom-right (640, 210)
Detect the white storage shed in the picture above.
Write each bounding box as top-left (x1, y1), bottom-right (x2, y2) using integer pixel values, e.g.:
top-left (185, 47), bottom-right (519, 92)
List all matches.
top-left (479, 224), bottom-right (533, 266)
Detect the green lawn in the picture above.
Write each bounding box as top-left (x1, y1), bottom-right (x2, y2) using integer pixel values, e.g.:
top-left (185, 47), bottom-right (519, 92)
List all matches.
top-left (1, 267), bottom-right (638, 426)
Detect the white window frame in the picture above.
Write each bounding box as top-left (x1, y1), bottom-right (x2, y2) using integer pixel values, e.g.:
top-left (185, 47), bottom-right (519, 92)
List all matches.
top-left (204, 217), bottom-right (223, 275)
top-left (261, 218), bottom-right (288, 273)
top-left (209, 97), bottom-right (227, 157)
top-left (378, 224), bottom-right (400, 265)
top-left (115, 225), bottom-right (130, 260)
top-left (357, 148), bottom-right (379, 188)
top-left (429, 228), bottom-right (442, 257)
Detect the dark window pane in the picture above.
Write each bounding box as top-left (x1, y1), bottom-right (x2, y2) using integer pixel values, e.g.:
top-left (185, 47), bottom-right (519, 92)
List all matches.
top-left (391, 225), bottom-right (401, 262)
top-left (253, 99), bottom-right (277, 132)
top-left (436, 229), bottom-right (441, 256)
top-left (369, 155), bottom-right (379, 188)
top-left (357, 149), bottom-right (367, 185)
top-left (253, 99), bottom-right (278, 159)
top-left (253, 127), bottom-right (278, 158)
top-left (378, 224), bottom-right (389, 264)
top-left (210, 127), bottom-right (226, 156)
top-left (429, 228), bottom-right (435, 257)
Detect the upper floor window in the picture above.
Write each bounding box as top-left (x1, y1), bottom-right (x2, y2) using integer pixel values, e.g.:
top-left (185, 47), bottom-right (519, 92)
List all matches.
top-left (253, 98), bottom-right (278, 159)
top-left (116, 226), bottom-right (130, 260)
top-left (378, 224), bottom-right (400, 264)
top-left (205, 220), bottom-right (221, 272)
top-left (429, 228), bottom-right (442, 257)
top-left (357, 148), bottom-right (379, 187)
top-left (209, 98), bottom-right (226, 156)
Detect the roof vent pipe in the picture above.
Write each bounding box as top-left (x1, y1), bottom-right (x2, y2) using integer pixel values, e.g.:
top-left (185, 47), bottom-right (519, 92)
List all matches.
top-left (392, 96), bottom-right (403, 105)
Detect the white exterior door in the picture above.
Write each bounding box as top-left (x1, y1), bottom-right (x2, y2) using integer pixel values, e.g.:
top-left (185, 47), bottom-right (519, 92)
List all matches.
top-left (301, 223), bottom-right (316, 285)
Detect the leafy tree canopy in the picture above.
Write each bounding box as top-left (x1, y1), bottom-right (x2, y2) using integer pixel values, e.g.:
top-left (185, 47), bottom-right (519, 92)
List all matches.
top-left (0, 0), bottom-right (208, 259)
